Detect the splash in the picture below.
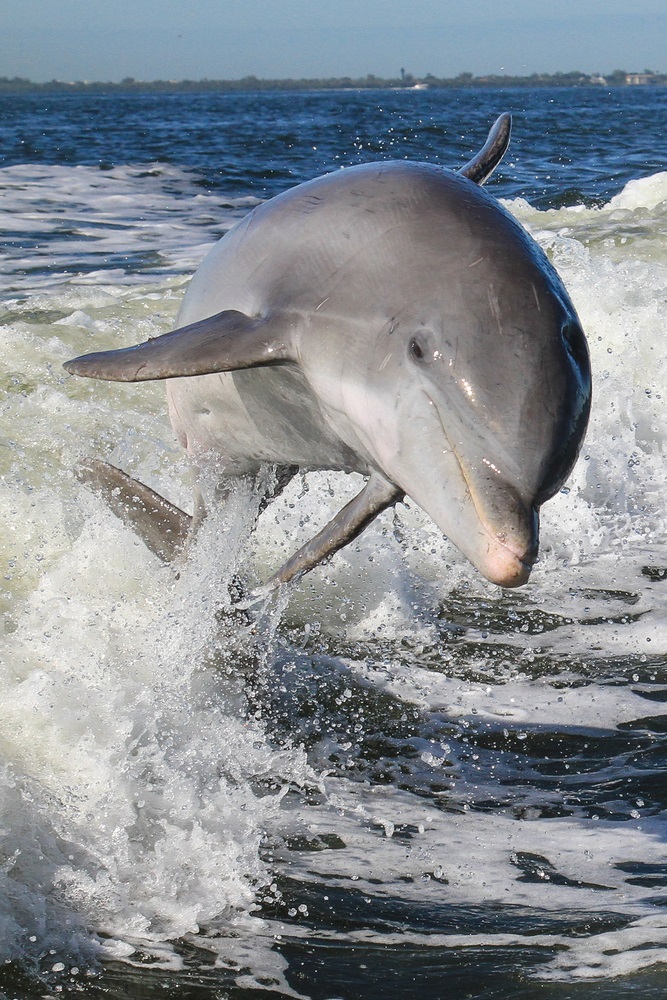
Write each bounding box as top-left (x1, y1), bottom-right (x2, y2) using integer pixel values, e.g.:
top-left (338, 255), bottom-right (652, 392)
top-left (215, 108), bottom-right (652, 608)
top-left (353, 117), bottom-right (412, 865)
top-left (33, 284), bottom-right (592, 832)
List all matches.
top-left (0, 468), bottom-right (315, 970)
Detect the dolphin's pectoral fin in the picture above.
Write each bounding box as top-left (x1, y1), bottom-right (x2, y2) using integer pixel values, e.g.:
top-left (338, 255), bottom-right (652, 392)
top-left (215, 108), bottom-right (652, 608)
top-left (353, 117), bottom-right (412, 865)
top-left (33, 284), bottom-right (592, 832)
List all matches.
top-left (63, 309), bottom-right (298, 383)
top-left (458, 112), bottom-right (512, 185)
top-left (76, 458), bottom-right (191, 562)
top-left (258, 472), bottom-right (404, 593)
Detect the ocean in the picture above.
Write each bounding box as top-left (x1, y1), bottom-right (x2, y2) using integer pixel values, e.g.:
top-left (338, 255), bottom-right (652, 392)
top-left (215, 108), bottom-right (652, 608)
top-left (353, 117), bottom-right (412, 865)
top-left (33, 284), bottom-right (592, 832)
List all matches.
top-left (0, 85), bottom-right (666, 999)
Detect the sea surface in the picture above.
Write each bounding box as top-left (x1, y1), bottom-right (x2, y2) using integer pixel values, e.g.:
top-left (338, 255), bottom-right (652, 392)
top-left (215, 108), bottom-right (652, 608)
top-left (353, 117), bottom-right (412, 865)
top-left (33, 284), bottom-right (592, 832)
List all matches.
top-left (0, 86), bottom-right (666, 999)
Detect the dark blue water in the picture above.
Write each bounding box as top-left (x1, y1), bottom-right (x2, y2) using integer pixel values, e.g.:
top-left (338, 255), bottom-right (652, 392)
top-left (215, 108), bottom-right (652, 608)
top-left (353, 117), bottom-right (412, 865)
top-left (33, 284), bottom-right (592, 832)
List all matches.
top-left (2, 86), bottom-right (665, 208)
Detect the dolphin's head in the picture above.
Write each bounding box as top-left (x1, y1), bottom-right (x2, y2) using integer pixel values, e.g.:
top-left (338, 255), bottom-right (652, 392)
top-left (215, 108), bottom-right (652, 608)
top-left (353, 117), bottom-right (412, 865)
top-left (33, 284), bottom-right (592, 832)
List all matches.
top-left (308, 169), bottom-right (591, 587)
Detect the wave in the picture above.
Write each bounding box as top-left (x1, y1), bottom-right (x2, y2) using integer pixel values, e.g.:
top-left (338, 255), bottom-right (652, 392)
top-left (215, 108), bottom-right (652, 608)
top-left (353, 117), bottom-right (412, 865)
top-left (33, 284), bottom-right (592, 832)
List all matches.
top-left (0, 162), bottom-right (259, 294)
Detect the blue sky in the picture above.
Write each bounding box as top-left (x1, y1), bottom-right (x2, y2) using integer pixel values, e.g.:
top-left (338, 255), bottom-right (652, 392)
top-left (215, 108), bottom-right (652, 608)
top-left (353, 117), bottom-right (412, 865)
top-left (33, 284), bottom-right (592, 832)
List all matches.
top-left (4, 0), bottom-right (666, 82)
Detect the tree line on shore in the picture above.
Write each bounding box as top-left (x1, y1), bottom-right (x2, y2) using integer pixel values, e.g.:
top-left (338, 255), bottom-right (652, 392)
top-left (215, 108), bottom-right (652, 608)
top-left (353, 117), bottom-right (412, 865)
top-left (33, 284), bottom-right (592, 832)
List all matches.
top-left (1, 69), bottom-right (665, 94)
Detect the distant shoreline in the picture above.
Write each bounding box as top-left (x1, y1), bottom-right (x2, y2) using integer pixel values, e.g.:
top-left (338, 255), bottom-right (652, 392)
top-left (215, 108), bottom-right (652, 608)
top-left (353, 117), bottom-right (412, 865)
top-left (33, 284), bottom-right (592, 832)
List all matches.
top-left (1, 69), bottom-right (666, 94)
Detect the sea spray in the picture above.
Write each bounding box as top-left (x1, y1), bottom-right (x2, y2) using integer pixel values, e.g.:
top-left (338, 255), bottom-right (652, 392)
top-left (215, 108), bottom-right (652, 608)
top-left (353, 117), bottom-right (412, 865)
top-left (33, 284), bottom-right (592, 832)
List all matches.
top-left (0, 471), bottom-right (316, 968)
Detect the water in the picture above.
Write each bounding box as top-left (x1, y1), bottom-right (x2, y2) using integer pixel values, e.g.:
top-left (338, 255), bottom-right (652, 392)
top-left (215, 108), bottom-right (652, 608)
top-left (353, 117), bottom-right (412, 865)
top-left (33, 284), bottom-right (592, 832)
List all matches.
top-left (0, 86), bottom-right (666, 998)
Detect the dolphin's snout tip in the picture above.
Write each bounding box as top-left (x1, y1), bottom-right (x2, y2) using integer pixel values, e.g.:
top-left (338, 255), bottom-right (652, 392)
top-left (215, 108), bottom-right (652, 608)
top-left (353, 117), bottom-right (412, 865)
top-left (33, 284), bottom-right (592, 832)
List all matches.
top-left (487, 559), bottom-right (533, 588)
top-left (479, 536), bottom-right (537, 589)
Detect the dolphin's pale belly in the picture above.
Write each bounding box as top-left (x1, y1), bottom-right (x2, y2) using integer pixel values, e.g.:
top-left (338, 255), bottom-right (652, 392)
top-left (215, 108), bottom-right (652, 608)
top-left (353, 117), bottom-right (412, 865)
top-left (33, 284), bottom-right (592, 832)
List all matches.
top-left (166, 365), bottom-right (368, 476)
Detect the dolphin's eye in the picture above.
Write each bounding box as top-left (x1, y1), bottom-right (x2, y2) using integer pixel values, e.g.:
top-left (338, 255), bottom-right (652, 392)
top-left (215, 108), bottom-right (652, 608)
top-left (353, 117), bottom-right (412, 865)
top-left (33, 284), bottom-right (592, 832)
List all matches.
top-left (409, 337), bottom-right (424, 360)
top-left (408, 333), bottom-right (434, 363)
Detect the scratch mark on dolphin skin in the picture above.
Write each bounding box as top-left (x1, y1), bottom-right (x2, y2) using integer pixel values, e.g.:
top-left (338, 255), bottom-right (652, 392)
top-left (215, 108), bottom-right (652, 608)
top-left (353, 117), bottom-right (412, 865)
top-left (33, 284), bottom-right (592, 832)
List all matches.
top-left (315, 297), bottom-right (331, 311)
top-left (532, 283), bottom-right (541, 311)
top-left (378, 353), bottom-right (393, 372)
top-left (246, 252), bottom-right (273, 284)
top-left (320, 224), bottom-right (407, 290)
top-left (468, 257), bottom-right (485, 268)
top-left (297, 195), bottom-right (326, 215)
top-left (487, 287), bottom-right (504, 336)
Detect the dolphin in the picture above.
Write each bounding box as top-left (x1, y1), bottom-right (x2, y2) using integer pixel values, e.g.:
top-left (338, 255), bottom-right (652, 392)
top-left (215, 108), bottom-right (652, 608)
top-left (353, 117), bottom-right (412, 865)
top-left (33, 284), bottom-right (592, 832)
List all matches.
top-left (64, 114), bottom-right (591, 592)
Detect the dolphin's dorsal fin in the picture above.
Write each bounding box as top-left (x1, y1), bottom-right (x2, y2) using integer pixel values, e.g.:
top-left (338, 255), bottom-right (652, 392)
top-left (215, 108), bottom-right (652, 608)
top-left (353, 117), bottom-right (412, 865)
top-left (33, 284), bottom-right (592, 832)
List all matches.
top-left (458, 112), bottom-right (512, 185)
top-left (63, 309), bottom-right (297, 382)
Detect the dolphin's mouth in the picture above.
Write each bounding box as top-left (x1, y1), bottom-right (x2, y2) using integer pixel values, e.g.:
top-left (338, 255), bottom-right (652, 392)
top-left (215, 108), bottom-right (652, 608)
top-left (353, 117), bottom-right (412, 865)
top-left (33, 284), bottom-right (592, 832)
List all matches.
top-left (424, 392), bottom-right (538, 588)
top-left (454, 453), bottom-right (538, 588)
top-left (460, 479), bottom-right (537, 587)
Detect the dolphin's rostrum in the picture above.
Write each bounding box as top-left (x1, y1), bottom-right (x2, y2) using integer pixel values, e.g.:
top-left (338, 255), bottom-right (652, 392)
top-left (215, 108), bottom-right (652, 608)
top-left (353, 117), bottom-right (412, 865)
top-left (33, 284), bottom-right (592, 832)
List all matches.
top-left (64, 114), bottom-right (591, 593)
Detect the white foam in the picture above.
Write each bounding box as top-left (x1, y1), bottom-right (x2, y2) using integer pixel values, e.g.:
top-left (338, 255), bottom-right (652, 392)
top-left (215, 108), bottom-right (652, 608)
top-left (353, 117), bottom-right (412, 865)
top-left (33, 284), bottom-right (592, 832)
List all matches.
top-left (0, 162), bottom-right (259, 294)
top-left (608, 171), bottom-right (667, 212)
top-left (0, 473), bottom-right (314, 964)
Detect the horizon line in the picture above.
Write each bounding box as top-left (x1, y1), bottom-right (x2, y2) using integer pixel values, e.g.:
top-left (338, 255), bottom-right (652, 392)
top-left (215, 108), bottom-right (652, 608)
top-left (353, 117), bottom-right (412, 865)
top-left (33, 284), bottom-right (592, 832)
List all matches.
top-left (1, 67), bottom-right (666, 89)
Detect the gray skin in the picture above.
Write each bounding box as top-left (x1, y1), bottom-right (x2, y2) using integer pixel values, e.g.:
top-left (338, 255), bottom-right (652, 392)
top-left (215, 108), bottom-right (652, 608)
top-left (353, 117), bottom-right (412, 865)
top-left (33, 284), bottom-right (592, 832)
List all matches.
top-left (64, 114), bottom-right (591, 592)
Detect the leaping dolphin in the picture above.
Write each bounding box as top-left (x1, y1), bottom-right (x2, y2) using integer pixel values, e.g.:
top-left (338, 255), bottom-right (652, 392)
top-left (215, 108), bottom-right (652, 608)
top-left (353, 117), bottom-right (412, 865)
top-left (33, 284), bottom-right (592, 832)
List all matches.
top-left (64, 114), bottom-right (591, 592)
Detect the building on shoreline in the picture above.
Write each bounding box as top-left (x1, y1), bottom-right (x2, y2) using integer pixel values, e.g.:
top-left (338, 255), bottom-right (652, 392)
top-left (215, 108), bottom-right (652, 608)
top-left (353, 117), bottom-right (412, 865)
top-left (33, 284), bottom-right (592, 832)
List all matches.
top-left (625, 72), bottom-right (656, 85)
